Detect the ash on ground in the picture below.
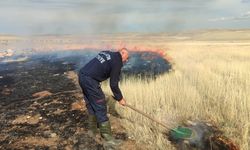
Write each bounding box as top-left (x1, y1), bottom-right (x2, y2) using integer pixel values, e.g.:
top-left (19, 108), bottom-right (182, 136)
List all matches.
top-left (0, 55), bottom-right (104, 149)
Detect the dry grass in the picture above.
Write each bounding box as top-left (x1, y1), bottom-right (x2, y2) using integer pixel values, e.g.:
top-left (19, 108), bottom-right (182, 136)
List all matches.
top-left (103, 41), bottom-right (250, 149)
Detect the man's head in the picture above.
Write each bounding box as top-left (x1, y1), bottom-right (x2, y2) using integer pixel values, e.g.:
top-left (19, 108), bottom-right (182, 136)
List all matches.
top-left (119, 48), bottom-right (129, 63)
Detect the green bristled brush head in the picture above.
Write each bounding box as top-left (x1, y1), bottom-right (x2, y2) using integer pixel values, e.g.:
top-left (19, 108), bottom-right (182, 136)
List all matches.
top-left (170, 126), bottom-right (193, 140)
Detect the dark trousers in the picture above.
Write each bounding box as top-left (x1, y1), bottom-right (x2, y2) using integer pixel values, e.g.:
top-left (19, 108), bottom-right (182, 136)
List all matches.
top-left (78, 74), bottom-right (108, 123)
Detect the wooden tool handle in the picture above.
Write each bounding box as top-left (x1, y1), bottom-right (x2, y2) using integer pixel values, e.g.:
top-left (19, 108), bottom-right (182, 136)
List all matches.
top-left (125, 103), bottom-right (170, 130)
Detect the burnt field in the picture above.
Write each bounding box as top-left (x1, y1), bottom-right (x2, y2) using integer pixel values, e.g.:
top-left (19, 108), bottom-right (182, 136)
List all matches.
top-left (0, 50), bottom-right (171, 149)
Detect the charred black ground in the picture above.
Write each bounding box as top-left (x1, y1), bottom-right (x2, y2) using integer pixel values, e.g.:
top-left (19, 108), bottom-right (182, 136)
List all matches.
top-left (0, 50), bottom-right (171, 149)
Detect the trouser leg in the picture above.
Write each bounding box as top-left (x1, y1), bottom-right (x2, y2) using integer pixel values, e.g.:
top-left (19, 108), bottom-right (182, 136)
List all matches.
top-left (79, 75), bottom-right (108, 122)
top-left (78, 75), bottom-right (121, 146)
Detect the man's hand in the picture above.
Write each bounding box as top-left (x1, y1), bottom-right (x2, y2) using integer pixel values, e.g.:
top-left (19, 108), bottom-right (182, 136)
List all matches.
top-left (119, 98), bottom-right (126, 106)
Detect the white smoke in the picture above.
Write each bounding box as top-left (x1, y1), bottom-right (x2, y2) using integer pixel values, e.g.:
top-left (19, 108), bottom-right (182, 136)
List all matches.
top-left (1, 0), bottom-right (249, 35)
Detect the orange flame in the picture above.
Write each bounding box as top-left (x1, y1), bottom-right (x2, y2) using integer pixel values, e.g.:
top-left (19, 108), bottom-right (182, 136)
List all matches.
top-left (5, 38), bottom-right (173, 63)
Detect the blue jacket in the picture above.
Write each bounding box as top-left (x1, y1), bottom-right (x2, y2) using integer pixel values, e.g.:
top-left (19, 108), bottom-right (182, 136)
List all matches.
top-left (79, 51), bottom-right (123, 101)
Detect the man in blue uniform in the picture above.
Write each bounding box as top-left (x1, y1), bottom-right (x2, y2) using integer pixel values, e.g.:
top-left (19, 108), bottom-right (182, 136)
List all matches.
top-left (78, 48), bottom-right (129, 146)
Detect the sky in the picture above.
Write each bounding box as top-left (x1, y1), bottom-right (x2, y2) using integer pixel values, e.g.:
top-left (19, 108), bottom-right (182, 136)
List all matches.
top-left (0, 0), bottom-right (250, 35)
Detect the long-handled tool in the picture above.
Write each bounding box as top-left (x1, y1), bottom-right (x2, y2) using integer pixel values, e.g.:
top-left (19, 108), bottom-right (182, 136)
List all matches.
top-left (125, 103), bottom-right (195, 140)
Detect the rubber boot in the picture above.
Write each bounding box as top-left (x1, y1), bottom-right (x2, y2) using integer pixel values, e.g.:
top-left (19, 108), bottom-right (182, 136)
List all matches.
top-left (87, 115), bottom-right (98, 137)
top-left (99, 121), bottom-right (122, 147)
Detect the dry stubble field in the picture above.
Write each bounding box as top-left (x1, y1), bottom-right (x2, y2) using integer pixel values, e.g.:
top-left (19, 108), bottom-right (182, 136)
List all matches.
top-left (103, 31), bottom-right (250, 149)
